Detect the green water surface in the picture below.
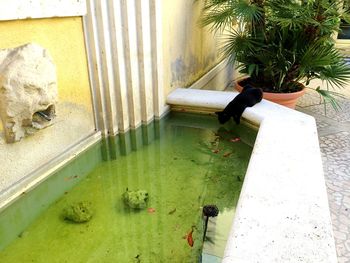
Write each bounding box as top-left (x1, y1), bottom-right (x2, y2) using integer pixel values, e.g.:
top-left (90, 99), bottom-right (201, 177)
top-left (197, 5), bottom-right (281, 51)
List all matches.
top-left (0, 114), bottom-right (254, 263)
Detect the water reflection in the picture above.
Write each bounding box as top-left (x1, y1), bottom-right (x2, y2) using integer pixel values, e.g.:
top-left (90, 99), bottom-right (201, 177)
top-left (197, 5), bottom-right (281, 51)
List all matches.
top-left (0, 112), bottom-right (256, 262)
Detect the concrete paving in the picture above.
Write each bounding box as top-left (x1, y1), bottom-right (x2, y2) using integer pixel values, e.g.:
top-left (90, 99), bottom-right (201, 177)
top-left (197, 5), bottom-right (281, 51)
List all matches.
top-left (297, 90), bottom-right (350, 263)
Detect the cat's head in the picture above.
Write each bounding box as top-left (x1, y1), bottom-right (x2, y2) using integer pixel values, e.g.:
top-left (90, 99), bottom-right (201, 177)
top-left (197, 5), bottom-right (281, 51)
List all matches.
top-left (215, 111), bottom-right (231, 124)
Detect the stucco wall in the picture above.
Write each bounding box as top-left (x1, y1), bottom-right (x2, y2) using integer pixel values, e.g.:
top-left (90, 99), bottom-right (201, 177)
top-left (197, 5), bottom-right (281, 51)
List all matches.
top-left (162, 0), bottom-right (222, 96)
top-left (0, 17), bottom-right (95, 191)
top-left (0, 17), bottom-right (92, 106)
top-left (0, 0), bottom-right (227, 193)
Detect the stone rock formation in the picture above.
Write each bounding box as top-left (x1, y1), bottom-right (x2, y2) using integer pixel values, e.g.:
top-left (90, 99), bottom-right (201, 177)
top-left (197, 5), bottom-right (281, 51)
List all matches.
top-left (62, 201), bottom-right (93, 223)
top-left (122, 189), bottom-right (149, 209)
top-left (0, 43), bottom-right (58, 143)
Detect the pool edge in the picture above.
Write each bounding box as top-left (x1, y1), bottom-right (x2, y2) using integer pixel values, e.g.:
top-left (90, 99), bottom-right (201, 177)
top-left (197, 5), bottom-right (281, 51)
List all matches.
top-left (0, 132), bottom-right (102, 213)
top-left (167, 88), bottom-right (337, 263)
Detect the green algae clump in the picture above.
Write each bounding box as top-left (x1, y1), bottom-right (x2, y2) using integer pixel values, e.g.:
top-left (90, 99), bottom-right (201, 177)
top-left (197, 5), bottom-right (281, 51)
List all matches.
top-left (122, 189), bottom-right (148, 209)
top-left (63, 201), bottom-right (93, 223)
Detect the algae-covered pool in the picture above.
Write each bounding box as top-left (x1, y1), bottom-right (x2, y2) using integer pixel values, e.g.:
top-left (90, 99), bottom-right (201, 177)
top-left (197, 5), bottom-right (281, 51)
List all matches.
top-left (0, 113), bottom-right (255, 262)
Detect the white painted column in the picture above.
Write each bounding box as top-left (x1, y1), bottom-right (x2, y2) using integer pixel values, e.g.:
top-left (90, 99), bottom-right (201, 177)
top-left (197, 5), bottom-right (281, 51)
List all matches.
top-left (84, 0), bottom-right (166, 135)
top-left (84, 0), bottom-right (108, 134)
top-left (122, 0), bottom-right (142, 128)
top-left (108, 0), bottom-right (130, 132)
top-left (136, 0), bottom-right (154, 123)
top-left (150, 0), bottom-right (166, 118)
top-left (94, 0), bottom-right (119, 135)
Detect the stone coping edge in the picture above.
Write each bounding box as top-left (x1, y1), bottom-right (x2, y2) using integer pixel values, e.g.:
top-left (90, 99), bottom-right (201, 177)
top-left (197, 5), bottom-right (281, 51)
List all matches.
top-left (0, 132), bottom-right (101, 213)
top-left (0, 0), bottom-right (86, 21)
top-left (167, 88), bottom-right (337, 263)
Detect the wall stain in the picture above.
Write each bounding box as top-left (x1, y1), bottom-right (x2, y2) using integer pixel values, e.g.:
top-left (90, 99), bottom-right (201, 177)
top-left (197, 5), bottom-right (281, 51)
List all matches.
top-left (170, 53), bottom-right (217, 88)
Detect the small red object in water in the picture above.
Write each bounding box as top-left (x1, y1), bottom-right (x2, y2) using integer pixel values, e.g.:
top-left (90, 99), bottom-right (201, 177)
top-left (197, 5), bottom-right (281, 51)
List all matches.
top-left (147, 208), bottom-right (156, 213)
top-left (185, 227), bottom-right (194, 247)
top-left (230, 137), bottom-right (241, 142)
top-left (211, 149), bottom-right (220, 154)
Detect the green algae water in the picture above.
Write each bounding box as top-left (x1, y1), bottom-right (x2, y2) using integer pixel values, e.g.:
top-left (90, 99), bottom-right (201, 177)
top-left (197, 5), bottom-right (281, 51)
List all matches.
top-left (0, 113), bottom-right (255, 263)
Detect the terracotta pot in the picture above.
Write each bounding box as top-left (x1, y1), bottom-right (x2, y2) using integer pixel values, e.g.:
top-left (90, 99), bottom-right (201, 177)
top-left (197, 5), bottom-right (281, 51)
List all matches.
top-left (235, 78), bottom-right (306, 109)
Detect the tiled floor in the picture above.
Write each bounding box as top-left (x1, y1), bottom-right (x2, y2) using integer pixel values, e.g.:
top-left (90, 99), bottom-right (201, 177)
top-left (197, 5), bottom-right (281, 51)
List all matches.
top-left (297, 91), bottom-right (350, 263)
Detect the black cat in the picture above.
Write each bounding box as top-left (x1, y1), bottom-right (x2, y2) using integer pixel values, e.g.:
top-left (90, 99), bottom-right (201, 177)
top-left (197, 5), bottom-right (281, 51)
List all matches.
top-left (215, 85), bottom-right (263, 124)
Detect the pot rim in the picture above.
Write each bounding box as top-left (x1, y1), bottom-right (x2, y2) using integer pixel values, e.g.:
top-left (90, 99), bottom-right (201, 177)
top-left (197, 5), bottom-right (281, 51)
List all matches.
top-left (235, 77), bottom-right (305, 96)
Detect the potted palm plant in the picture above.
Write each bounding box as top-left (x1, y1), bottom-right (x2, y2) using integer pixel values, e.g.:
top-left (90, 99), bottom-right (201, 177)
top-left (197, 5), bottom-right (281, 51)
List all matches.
top-left (200, 0), bottom-right (350, 109)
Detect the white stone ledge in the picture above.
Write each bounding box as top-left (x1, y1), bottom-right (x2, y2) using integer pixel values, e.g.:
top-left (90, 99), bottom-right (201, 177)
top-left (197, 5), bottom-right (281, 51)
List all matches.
top-left (0, 0), bottom-right (86, 21)
top-left (167, 88), bottom-right (337, 263)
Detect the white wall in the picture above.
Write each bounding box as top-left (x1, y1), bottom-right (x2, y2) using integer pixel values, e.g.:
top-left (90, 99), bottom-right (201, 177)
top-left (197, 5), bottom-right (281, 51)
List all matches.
top-left (84, 0), bottom-right (167, 135)
top-left (0, 0), bottom-right (86, 21)
top-left (83, 0), bottom-right (229, 135)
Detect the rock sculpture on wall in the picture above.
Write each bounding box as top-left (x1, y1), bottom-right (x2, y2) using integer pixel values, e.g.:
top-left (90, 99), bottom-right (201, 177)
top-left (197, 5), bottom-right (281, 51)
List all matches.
top-left (0, 43), bottom-right (58, 143)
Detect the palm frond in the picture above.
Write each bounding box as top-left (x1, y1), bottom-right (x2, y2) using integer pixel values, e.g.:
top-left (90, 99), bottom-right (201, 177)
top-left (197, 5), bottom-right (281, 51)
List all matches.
top-left (298, 40), bottom-right (350, 88)
top-left (199, 0), bottom-right (350, 99)
top-left (220, 29), bottom-right (262, 64)
top-left (200, 2), bottom-right (236, 32)
top-left (315, 87), bottom-right (346, 112)
top-left (267, 0), bottom-right (312, 29)
top-left (234, 0), bottom-right (264, 24)
top-left (200, 0), bottom-right (264, 32)
top-left (319, 62), bottom-right (350, 88)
